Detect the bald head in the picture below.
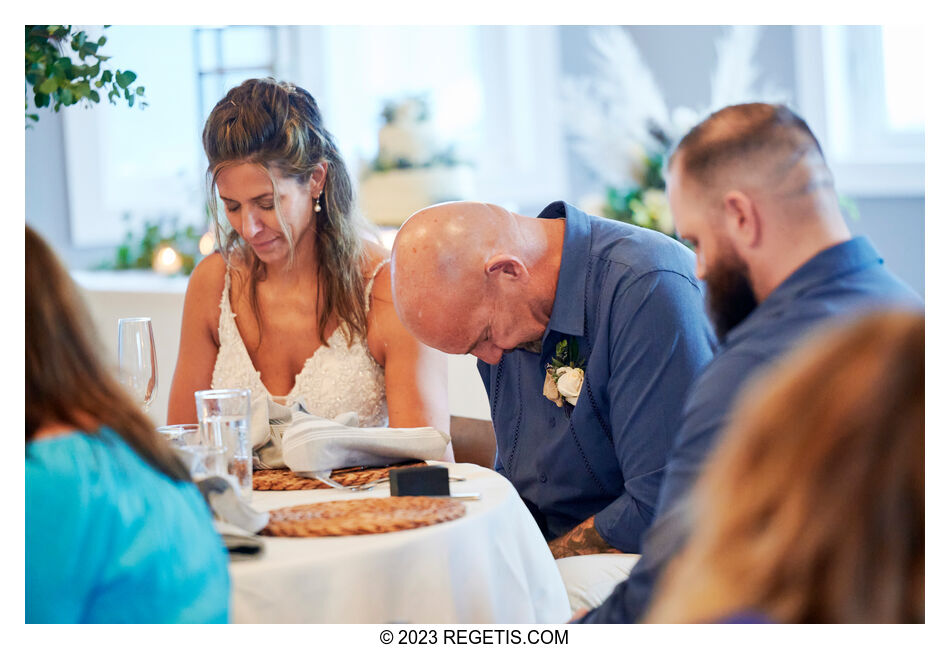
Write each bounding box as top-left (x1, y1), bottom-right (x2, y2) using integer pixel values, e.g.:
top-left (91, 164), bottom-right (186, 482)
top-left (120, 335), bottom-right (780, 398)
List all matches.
top-left (393, 201), bottom-right (519, 294)
top-left (391, 201), bottom-right (561, 362)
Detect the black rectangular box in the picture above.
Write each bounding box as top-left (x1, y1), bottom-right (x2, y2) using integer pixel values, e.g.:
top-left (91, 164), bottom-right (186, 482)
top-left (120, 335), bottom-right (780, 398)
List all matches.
top-left (389, 465), bottom-right (450, 496)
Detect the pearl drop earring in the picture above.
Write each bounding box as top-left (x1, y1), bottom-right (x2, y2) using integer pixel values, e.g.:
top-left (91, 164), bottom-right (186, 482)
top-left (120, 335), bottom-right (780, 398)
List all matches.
top-left (313, 193), bottom-right (323, 213)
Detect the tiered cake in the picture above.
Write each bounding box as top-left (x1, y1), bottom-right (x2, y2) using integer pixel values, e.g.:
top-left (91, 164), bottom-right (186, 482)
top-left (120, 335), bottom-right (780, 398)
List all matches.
top-left (359, 97), bottom-right (475, 227)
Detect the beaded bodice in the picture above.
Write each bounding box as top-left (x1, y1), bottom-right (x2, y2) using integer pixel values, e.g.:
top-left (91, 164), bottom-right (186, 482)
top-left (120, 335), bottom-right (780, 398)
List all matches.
top-left (211, 262), bottom-right (388, 449)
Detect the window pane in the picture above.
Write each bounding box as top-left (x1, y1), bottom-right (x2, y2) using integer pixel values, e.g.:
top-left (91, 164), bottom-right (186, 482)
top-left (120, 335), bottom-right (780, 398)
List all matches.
top-left (65, 26), bottom-right (205, 246)
top-left (221, 27), bottom-right (274, 69)
top-left (882, 25), bottom-right (924, 132)
top-left (322, 26), bottom-right (484, 162)
top-left (200, 73), bottom-right (226, 122)
top-left (197, 28), bottom-right (220, 72)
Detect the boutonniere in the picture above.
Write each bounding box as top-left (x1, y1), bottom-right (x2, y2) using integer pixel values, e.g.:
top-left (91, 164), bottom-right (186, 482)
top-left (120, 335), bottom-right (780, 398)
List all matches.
top-left (543, 337), bottom-right (586, 409)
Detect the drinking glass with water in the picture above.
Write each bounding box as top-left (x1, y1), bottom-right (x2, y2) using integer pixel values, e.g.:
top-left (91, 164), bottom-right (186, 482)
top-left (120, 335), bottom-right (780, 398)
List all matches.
top-left (156, 423), bottom-right (223, 480)
top-left (194, 389), bottom-right (253, 500)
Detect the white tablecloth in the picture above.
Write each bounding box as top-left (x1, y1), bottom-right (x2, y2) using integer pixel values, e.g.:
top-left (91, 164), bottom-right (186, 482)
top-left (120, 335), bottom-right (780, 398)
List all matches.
top-left (229, 462), bottom-right (571, 623)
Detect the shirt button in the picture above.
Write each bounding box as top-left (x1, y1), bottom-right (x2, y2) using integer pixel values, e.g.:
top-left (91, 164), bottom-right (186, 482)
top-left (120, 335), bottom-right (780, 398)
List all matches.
top-left (549, 417), bottom-right (557, 427)
top-left (539, 473), bottom-right (548, 483)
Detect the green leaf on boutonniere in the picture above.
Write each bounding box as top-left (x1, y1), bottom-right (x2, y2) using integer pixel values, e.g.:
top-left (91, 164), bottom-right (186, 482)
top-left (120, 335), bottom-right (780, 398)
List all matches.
top-left (549, 336), bottom-right (586, 371)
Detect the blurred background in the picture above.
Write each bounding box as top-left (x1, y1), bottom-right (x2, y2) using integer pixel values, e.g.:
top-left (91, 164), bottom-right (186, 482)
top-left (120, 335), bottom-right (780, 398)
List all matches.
top-left (24, 25), bottom-right (925, 422)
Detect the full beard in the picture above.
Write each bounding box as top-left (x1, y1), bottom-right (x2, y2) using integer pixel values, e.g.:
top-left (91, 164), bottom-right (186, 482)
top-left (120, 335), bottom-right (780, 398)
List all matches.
top-left (704, 252), bottom-right (759, 342)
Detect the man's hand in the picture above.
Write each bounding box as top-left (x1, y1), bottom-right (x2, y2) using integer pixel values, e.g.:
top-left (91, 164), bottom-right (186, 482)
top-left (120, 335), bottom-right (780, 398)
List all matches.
top-left (548, 515), bottom-right (622, 559)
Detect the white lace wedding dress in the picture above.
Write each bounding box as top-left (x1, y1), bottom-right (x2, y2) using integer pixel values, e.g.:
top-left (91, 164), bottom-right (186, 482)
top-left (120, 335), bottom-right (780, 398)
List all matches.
top-left (210, 261), bottom-right (388, 459)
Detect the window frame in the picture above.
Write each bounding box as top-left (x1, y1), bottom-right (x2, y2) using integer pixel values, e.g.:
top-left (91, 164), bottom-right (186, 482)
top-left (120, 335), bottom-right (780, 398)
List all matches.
top-left (794, 25), bottom-right (924, 198)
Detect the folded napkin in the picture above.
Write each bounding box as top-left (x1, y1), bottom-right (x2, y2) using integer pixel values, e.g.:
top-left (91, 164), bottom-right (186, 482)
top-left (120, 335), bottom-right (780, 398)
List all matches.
top-left (196, 475), bottom-right (270, 534)
top-left (282, 411), bottom-right (450, 477)
top-left (254, 402), bottom-right (360, 469)
top-left (253, 399), bottom-right (295, 469)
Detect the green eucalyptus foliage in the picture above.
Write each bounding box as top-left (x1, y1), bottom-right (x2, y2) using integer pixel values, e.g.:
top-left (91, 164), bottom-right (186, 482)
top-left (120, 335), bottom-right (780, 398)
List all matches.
top-left (25, 25), bottom-right (146, 126)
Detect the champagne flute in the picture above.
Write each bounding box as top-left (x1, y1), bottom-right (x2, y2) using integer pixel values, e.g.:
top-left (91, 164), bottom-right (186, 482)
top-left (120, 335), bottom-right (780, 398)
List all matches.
top-left (118, 317), bottom-right (157, 412)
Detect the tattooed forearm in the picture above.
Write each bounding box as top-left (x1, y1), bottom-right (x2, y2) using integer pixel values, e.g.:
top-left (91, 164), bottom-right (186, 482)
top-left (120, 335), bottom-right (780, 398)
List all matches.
top-left (548, 515), bottom-right (622, 559)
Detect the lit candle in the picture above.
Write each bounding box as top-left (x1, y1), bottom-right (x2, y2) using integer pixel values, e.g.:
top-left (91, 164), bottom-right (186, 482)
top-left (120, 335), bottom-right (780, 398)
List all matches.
top-left (153, 244), bottom-right (183, 275)
top-left (199, 230), bottom-right (215, 256)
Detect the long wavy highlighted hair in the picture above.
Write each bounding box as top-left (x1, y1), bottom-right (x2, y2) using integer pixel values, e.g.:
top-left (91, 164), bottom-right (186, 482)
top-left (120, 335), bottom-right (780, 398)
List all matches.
top-left (203, 77), bottom-right (372, 346)
top-left (25, 226), bottom-right (189, 482)
top-left (646, 310), bottom-right (924, 623)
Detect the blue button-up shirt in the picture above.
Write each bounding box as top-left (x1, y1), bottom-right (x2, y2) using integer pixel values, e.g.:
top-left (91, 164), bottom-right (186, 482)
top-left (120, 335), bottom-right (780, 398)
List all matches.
top-left (477, 201), bottom-right (716, 552)
top-left (582, 236), bottom-right (922, 622)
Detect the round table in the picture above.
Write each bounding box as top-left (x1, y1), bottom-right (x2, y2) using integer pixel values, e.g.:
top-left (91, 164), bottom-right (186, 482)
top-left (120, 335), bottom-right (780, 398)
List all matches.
top-left (229, 462), bottom-right (571, 623)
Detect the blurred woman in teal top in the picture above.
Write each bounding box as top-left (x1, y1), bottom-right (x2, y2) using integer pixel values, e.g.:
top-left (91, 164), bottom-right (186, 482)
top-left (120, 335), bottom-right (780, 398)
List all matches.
top-left (25, 226), bottom-right (230, 623)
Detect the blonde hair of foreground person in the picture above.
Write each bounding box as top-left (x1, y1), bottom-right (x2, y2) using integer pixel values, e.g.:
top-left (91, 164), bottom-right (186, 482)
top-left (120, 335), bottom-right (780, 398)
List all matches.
top-left (646, 310), bottom-right (924, 623)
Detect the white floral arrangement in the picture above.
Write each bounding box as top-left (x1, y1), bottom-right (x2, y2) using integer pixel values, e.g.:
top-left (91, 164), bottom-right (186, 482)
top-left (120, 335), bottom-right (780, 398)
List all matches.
top-left (562, 26), bottom-right (787, 237)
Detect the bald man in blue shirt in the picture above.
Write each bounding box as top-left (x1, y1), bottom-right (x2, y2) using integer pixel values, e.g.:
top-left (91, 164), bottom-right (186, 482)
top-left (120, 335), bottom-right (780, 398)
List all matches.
top-left (391, 199), bottom-right (716, 607)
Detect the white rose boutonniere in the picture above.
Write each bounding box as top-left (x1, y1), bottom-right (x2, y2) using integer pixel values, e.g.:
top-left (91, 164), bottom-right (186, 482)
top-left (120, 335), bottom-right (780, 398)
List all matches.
top-left (544, 337), bottom-right (586, 411)
top-left (555, 367), bottom-right (584, 406)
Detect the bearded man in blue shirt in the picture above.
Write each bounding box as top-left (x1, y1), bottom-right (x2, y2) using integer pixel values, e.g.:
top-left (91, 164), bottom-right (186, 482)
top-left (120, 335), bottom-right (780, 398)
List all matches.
top-left (390, 197), bottom-right (717, 611)
top-left (579, 103), bottom-right (922, 623)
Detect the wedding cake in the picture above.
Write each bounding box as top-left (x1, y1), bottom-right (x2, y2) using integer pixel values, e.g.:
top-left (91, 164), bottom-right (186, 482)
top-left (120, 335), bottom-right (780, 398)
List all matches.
top-left (359, 97), bottom-right (475, 227)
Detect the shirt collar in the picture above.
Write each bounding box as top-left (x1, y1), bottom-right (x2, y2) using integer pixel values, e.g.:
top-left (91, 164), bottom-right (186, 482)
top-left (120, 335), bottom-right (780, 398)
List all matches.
top-left (538, 201), bottom-right (590, 340)
top-left (724, 236), bottom-right (883, 345)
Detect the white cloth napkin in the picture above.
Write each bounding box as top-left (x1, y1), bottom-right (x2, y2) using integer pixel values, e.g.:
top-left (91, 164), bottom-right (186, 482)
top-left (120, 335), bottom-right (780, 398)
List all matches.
top-left (281, 410), bottom-right (450, 477)
top-left (254, 401), bottom-right (361, 469)
top-left (196, 476), bottom-right (270, 533)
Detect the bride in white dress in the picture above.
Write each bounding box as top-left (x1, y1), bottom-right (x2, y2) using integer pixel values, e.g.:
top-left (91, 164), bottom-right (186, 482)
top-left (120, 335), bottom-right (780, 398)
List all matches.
top-left (167, 78), bottom-right (451, 460)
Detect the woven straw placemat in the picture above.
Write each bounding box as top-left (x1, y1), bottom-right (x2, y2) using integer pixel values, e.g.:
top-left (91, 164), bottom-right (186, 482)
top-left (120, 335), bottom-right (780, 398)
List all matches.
top-left (260, 496), bottom-right (465, 537)
top-left (253, 462), bottom-right (427, 491)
